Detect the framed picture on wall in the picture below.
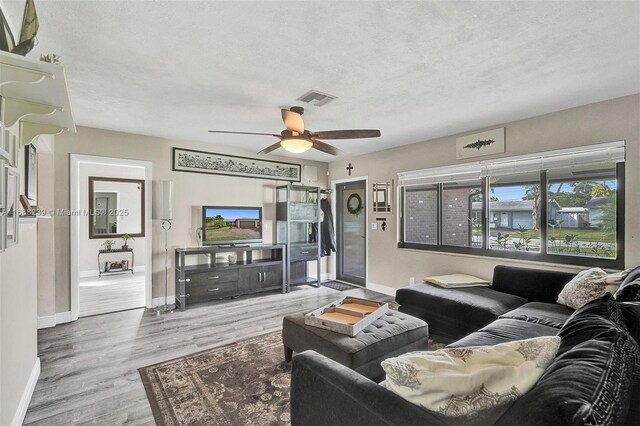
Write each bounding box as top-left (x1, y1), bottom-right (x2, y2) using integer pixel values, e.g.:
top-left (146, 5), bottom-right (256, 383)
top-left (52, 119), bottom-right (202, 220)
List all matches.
top-left (0, 160), bottom-right (6, 252)
top-left (25, 143), bottom-right (37, 202)
top-left (5, 166), bottom-right (19, 247)
top-left (0, 126), bottom-right (19, 167)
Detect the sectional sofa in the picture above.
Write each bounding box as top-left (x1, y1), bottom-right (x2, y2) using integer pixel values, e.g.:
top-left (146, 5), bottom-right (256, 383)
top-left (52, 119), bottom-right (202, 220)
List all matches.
top-left (291, 265), bottom-right (640, 426)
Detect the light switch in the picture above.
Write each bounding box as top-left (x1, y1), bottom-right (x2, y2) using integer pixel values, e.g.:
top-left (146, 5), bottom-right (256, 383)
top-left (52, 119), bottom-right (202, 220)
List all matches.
top-left (371, 222), bottom-right (378, 230)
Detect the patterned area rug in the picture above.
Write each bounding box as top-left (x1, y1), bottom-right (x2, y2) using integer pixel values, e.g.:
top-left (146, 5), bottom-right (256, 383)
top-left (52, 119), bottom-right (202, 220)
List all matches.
top-left (140, 331), bottom-right (447, 425)
top-left (139, 331), bottom-right (290, 426)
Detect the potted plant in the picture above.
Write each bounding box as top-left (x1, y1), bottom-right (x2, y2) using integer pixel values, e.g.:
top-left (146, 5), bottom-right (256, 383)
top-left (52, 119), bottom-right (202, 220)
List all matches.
top-left (102, 240), bottom-right (116, 251)
top-left (121, 233), bottom-right (134, 250)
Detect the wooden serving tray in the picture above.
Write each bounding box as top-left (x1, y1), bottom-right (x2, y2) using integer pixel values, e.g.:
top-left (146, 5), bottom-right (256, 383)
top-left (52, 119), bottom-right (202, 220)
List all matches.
top-left (304, 297), bottom-right (389, 336)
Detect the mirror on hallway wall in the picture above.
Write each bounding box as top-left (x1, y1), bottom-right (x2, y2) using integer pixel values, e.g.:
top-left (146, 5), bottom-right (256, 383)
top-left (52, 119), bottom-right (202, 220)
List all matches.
top-left (89, 177), bottom-right (145, 238)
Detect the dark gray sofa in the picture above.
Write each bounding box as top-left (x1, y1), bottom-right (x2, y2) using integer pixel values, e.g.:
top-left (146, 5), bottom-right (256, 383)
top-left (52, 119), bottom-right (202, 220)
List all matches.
top-left (395, 265), bottom-right (576, 340)
top-left (291, 265), bottom-right (640, 426)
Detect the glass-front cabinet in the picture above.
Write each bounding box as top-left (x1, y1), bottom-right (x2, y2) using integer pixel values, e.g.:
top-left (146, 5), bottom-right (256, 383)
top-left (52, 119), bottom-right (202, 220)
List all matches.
top-left (276, 185), bottom-right (321, 290)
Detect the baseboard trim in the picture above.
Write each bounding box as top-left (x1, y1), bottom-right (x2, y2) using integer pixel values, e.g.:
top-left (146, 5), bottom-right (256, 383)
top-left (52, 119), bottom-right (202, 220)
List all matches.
top-left (366, 282), bottom-right (397, 297)
top-left (11, 357), bottom-right (40, 426)
top-left (37, 315), bottom-right (56, 329)
top-left (55, 311), bottom-right (72, 324)
top-left (151, 296), bottom-right (174, 308)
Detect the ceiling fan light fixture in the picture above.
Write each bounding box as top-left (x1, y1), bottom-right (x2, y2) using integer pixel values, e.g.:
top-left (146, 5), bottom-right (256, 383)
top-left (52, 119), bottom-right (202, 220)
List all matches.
top-left (280, 137), bottom-right (313, 153)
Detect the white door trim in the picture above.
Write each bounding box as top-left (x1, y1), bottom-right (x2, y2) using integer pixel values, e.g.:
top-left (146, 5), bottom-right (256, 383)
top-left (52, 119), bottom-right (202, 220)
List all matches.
top-left (70, 154), bottom-right (153, 321)
top-left (330, 176), bottom-right (368, 287)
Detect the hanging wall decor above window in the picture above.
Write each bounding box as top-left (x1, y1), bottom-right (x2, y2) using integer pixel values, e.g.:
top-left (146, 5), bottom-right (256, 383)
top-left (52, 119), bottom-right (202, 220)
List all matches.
top-left (455, 128), bottom-right (505, 160)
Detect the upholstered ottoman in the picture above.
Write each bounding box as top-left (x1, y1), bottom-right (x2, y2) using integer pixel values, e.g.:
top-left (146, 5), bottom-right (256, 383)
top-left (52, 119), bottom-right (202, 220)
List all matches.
top-left (282, 310), bottom-right (429, 380)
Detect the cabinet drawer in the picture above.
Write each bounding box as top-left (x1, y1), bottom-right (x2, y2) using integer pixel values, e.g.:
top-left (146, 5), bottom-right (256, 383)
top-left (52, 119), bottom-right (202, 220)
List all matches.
top-left (187, 280), bottom-right (238, 301)
top-left (290, 244), bottom-right (318, 261)
top-left (187, 269), bottom-right (239, 286)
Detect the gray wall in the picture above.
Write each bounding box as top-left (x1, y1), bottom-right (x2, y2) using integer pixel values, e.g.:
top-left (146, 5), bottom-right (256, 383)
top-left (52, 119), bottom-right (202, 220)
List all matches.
top-left (328, 94), bottom-right (640, 287)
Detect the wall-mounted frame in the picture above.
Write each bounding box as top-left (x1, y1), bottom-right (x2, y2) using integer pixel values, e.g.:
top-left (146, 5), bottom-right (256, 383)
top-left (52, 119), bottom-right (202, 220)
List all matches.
top-left (0, 126), bottom-right (19, 167)
top-left (0, 160), bottom-right (6, 252)
top-left (88, 176), bottom-right (145, 239)
top-left (373, 180), bottom-right (393, 214)
top-left (455, 127), bottom-right (505, 160)
top-left (5, 166), bottom-right (19, 247)
top-left (172, 147), bottom-right (302, 182)
top-left (25, 143), bottom-right (37, 202)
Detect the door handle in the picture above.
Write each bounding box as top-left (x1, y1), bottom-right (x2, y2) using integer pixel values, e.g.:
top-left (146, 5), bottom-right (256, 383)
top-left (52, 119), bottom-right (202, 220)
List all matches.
top-left (207, 288), bottom-right (219, 292)
top-left (301, 251), bottom-right (309, 254)
top-left (258, 272), bottom-right (262, 282)
top-left (263, 272), bottom-right (267, 282)
top-left (178, 278), bottom-right (191, 283)
top-left (208, 276), bottom-right (220, 280)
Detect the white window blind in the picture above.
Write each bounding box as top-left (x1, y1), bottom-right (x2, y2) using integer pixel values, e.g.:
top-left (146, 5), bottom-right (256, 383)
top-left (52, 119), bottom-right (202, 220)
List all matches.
top-left (398, 141), bottom-right (625, 187)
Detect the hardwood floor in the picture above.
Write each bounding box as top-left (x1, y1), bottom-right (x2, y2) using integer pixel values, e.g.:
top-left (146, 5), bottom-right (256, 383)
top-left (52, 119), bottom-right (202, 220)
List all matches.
top-left (79, 272), bottom-right (146, 317)
top-left (25, 285), bottom-right (394, 425)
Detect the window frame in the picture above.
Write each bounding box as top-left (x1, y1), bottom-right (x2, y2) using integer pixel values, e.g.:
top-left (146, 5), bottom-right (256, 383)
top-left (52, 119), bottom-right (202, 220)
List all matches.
top-left (398, 162), bottom-right (625, 269)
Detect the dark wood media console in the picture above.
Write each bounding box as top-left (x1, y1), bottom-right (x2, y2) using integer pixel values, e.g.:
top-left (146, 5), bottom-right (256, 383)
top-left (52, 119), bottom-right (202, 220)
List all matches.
top-left (174, 244), bottom-right (286, 311)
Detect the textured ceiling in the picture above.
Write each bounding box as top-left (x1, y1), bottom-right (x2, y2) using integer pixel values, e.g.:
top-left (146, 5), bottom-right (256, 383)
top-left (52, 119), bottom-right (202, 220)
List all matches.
top-left (2, 1), bottom-right (639, 161)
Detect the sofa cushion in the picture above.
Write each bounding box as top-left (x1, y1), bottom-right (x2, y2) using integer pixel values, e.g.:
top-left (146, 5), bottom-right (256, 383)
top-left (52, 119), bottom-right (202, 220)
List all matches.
top-left (396, 285), bottom-right (527, 340)
top-left (382, 336), bottom-right (560, 424)
top-left (615, 266), bottom-right (640, 302)
top-left (619, 302), bottom-right (640, 345)
top-left (491, 265), bottom-right (575, 303)
top-left (557, 267), bottom-right (629, 309)
top-left (449, 318), bottom-right (560, 348)
top-left (499, 302), bottom-right (574, 329)
top-left (495, 295), bottom-right (640, 426)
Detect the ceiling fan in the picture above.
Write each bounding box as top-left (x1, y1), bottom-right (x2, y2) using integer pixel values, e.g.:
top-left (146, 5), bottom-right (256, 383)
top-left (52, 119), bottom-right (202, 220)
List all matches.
top-left (208, 106), bottom-right (381, 155)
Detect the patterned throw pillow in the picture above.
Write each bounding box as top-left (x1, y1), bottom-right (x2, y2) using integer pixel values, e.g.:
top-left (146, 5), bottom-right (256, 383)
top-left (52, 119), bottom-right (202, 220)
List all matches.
top-left (557, 268), bottom-right (631, 309)
top-left (381, 336), bottom-right (560, 423)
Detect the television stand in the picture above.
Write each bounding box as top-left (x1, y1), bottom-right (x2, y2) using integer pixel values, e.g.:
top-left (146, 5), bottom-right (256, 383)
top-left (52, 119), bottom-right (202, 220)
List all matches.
top-left (174, 244), bottom-right (286, 311)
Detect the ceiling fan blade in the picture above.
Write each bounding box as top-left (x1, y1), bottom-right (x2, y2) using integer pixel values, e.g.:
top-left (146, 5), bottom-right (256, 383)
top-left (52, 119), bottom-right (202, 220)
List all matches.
top-left (257, 141), bottom-right (283, 155)
top-left (311, 139), bottom-right (340, 156)
top-left (281, 109), bottom-right (305, 134)
top-left (310, 129), bottom-right (381, 140)
top-left (208, 130), bottom-right (281, 137)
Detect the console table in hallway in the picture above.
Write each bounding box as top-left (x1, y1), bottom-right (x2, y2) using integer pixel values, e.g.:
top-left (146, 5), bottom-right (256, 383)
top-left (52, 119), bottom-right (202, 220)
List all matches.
top-left (98, 247), bottom-right (134, 277)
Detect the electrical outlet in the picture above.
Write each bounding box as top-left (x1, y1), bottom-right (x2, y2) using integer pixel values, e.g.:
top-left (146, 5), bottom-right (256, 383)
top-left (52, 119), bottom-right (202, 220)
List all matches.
top-left (409, 277), bottom-right (415, 285)
top-left (371, 222), bottom-right (378, 230)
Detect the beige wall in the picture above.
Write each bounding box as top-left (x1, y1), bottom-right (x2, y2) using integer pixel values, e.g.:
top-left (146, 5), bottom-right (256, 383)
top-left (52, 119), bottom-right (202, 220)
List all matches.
top-left (328, 94), bottom-right (640, 288)
top-left (0, 221), bottom-right (39, 425)
top-left (37, 137), bottom-right (57, 318)
top-left (53, 128), bottom-right (328, 313)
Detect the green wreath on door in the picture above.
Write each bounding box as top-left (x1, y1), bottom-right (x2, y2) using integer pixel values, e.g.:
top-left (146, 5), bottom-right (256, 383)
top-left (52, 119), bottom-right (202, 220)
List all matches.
top-left (347, 193), bottom-right (363, 216)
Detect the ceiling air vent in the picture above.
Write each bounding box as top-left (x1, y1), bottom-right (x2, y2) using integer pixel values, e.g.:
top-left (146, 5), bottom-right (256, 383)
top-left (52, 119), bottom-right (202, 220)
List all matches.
top-left (297, 90), bottom-right (337, 107)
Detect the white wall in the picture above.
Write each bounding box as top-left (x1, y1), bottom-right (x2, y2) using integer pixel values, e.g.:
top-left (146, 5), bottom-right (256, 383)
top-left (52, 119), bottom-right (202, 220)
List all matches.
top-left (328, 94), bottom-right (640, 289)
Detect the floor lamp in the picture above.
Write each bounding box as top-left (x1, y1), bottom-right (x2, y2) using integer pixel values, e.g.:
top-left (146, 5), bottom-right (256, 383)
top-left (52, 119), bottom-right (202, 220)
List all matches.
top-left (157, 181), bottom-right (173, 314)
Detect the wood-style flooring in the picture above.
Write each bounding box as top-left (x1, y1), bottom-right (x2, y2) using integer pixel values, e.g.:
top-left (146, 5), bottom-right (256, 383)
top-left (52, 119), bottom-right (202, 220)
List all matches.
top-left (79, 272), bottom-right (146, 317)
top-left (25, 285), bottom-right (393, 425)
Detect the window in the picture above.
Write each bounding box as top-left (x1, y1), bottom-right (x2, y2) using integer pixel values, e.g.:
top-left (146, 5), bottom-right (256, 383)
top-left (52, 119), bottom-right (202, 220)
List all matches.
top-left (547, 166), bottom-right (618, 260)
top-left (404, 185), bottom-right (438, 245)
top-left (442, 182), bottom-right (483, 248)
top-left (398, 142), bottom-right (625, 268)
top-left (489, 172), bottom-right (541, 253)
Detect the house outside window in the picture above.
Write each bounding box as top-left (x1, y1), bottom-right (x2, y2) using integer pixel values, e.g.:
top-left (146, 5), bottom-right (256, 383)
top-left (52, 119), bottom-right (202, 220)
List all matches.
top-left (397, 142), bottom-right (625, 269)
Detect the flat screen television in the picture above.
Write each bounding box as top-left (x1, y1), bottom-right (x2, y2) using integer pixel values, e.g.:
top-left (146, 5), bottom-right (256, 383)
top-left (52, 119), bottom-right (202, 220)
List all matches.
top-left (202, 206), bottom-right (263, 246)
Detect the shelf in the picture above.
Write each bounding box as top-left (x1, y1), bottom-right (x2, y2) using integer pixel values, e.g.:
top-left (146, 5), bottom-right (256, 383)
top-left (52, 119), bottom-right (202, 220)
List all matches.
top-left (178, 258), bottom-right (282, 272)
top-left (0, 51), bottom-right (76, 145)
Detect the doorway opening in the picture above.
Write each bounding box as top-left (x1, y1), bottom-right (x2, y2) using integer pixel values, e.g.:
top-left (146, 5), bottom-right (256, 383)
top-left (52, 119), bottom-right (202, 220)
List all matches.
top-left (334, 179), bottom-right (367, 287)
top-left (70, 155), bottom-right (152, 319)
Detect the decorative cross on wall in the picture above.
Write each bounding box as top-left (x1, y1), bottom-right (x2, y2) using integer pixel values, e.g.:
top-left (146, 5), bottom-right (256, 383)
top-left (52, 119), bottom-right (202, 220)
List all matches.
top-left (346, 163), bottom-right (353, 176)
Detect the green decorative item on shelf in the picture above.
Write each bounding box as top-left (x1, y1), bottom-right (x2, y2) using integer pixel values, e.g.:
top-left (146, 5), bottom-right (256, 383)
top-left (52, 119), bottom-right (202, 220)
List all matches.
top-left (347, 193), bottom-right (363, 215)
top-left (40, 53), bottom-right (61, 64)
top-left (102, 239), bottom-right (116, 251)
top-left (121, 233), bottom-right (134, 250)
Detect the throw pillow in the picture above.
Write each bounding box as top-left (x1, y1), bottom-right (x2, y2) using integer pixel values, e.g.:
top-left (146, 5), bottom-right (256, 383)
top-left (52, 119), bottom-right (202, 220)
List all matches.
top-left (557, 267), bottom-right (631, 309)
top-left (381, 336), bottom-right (560, 423)
top-left (615, 265), bottom-right (640, 302)
top-left (423, 274), bottom-right (490, 288)
top-left (495, 298), bottom-right (640, 426)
